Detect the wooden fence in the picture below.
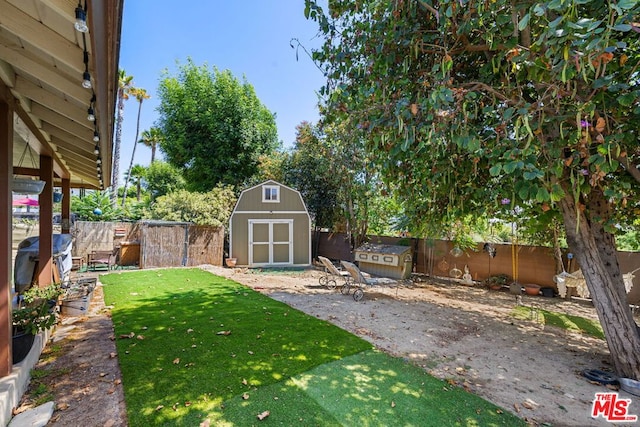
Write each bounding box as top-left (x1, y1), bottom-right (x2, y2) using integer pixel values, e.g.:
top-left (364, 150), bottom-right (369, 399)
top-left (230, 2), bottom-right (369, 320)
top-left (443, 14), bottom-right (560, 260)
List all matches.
top-left (315, 232), bottom-right (640, 304)
top-left (73, 221), bottom-right (224, 269)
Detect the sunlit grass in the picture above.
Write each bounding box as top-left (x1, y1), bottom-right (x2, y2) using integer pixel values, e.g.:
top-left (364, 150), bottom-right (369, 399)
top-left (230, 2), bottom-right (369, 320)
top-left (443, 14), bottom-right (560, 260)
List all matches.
top-left (512, 306), bottom-right (604, 339)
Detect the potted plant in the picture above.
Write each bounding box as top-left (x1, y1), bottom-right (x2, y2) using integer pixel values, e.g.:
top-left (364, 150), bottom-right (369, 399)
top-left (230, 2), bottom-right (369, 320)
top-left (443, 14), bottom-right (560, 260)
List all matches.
top-left (12, 283), bottom-right (63, 363)
top-left (483, 274), bottom-right (511, 291)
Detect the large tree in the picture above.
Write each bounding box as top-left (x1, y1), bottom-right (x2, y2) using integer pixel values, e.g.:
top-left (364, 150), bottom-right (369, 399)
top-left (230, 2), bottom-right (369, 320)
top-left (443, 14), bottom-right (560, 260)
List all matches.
top-left (122, 87), bottom-right (150, 206)
top-left (112, 70), bottom-right (134, 206)
top-left (306, 0), bottom-right (640, 379)
top-left (284, 121), bottom-right (341, 230)
top-left (156, 59), bottom-right (279, 191)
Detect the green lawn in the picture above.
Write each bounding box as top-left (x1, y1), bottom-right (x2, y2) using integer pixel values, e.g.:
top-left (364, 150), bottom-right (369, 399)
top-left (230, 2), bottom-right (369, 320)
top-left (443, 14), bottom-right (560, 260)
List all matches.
top-left (101, 268), bottom-right (525, 426)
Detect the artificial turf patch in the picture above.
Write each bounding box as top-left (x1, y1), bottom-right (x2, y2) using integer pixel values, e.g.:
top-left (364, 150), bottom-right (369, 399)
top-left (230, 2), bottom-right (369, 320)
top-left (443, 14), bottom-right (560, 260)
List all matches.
top-left (101, 268), bottom-right (372, 426)
top-left (218, 350), bottom-right (524, 427)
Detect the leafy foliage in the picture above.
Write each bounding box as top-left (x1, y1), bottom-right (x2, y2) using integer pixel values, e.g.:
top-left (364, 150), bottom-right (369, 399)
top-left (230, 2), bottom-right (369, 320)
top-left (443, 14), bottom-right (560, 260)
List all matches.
top-left (283, 122), bottom-right (342, 229)
top-left (157, 59), bottom-right (279, 190)
top-left (144, 161), bottom-right (186, 200)
top-left (149, 185), bottom-right (237, 227)
top-left (71, 190), bottom-right (125, 221)
top-left (13, 284), bottom-right (63, 335)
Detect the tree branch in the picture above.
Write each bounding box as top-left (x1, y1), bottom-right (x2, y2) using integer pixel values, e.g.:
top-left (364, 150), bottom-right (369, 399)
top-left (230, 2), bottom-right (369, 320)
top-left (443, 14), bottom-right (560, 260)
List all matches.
top-left (618, 154), bottom-right (640, 185)
top-left (416, 0), bottom-right (439, 22)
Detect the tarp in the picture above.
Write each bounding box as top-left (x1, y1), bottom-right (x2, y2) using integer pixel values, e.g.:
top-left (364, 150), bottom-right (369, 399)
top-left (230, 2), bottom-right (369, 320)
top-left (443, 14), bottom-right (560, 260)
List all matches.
top-left (14, 234), bottom-right (73, 293)
top-left (12, 197), bottom-right (38, 206)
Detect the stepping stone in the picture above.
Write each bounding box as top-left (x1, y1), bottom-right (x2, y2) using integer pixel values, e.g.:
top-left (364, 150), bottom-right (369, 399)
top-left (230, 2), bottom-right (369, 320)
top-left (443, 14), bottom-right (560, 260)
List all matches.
top-left (8, 401), bottom-right (54, 427)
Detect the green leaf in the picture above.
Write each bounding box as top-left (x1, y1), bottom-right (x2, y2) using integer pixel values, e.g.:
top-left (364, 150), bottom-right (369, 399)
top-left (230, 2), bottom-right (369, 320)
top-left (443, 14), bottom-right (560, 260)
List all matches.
top-left (518, 185), bottom-right (530, 200)
top-left (617, 0), bottom-right (636, 10)
top-left (536, 187), bottom-right (550, 202)
top-left (617, 93), bottom-right (636, 106)
top-left (518, 13), bottom-right (530, 31)
top-left (503, 161), bottom-right (519, 173)
top-left (612, 24), bottom-right (632, 32)
top-left (489, 164), bottom-right (502, 176)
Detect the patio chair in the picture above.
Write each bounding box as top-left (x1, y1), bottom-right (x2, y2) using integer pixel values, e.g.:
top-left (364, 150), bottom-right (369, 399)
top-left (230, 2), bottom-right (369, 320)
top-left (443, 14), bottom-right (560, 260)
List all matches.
top-left (340, 260), bottom-right (397, 301)
top-left (317, 256), bottom-right (352, 290)
top-left (87, 250), bottom-right (115, 271)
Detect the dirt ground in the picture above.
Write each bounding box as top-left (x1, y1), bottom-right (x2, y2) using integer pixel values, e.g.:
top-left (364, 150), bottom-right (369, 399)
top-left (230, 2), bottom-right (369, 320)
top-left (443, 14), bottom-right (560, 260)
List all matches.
top-left (16, 265), bottom-right (639, 427)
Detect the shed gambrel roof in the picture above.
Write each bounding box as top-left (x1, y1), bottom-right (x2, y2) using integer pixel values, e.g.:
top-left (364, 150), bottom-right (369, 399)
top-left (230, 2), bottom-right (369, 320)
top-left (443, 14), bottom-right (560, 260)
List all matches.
top-left (231, 180), bottom-right (309, 214)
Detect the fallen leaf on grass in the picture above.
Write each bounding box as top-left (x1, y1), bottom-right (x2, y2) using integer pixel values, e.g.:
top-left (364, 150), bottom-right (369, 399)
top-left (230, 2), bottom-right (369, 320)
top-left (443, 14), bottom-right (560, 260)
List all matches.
top-left (172, 403), bottom-right (179, 411)
top-left (242, 393), bottom-right (250, 400)
top-left (173, 358), bottom-right (180, 364)
top-left (109, 352), bottom-right (117, 358)
top-left (242, 379), bottom-right (248, 385)
top-left (216, 330), bottom-right (231, 336)
top-left (257, 411), bottom-right (270, 420)
top-left (391, 401), bottom-right (396, 408)
top-left (155, 405), bottom-right (164, 411)
top-left (136, 335), bottom-right (145, 340)
top-left (200, 420), bottom-right (210, 427)
top-left (187, 328), bottom-right (194, 333)
top-left (119, 332), bottom-right (135, 339)
top-left (185, 401), bottom-right (192, 407)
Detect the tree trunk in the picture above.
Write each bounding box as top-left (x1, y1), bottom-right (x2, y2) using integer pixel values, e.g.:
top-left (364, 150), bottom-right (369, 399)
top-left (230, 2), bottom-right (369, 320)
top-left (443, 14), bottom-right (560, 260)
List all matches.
top-left (111, 95), bottom-right (124, 206)
top-left (122, 100), bottom-right (144, 206)
top-left (559, 186), bottom-right (640, 380)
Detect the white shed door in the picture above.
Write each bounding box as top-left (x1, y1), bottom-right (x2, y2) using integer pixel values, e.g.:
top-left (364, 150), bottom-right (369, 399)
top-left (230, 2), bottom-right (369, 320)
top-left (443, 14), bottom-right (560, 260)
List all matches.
top-left (248, 220), bottom-right (293, 267)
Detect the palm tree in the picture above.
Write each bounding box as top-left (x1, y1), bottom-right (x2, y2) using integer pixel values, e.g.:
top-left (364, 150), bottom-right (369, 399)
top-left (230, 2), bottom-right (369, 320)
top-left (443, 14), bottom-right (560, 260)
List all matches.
top-left (112, 69), bottom-right (133, 206)
top-left (122, 87), bottom-right (150, 206)
top-left (129, 164), bottom-right (146, 201)
top-left (139, 127), bottom-right (163, 163)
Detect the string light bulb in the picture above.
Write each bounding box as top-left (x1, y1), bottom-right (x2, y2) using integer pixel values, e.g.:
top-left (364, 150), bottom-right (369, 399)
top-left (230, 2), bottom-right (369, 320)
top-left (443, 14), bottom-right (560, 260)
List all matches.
top-left (93, 130), bottom-right (100, 142)
top-left (87, 106), bottom-right (95, 122)
top-left (82, 50), bottom-right (92, 89)
top-left (74, 3), bottom-right (88, 33)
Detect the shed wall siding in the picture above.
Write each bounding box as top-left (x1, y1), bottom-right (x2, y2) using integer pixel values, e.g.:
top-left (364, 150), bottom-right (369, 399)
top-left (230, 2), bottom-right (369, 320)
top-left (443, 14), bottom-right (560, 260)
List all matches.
top-left (230, 213), bottom-right (310, 266)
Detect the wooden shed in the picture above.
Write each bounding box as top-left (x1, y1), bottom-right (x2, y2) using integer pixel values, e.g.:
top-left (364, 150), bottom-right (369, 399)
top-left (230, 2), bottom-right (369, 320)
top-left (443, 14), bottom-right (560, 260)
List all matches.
top-left (229, 180), bottom-right (311, 267)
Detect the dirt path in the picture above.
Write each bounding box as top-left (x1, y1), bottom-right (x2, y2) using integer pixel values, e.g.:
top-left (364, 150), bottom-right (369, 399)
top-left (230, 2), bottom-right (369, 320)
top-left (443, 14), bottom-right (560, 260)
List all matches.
top-left (16, 265), bottom-right (638, 427)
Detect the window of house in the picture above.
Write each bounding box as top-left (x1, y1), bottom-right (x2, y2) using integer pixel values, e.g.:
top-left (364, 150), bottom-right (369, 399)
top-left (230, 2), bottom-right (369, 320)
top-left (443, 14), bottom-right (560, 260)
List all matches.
top-left (263, 185), bottom-right (279, 202)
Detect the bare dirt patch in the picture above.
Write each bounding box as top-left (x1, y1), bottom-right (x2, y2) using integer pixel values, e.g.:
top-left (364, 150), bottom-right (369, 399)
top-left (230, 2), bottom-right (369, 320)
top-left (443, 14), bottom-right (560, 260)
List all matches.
top-left (16, 266), bottom-right (638, 427)
top-left (204, 265), bottom-right (635, 427)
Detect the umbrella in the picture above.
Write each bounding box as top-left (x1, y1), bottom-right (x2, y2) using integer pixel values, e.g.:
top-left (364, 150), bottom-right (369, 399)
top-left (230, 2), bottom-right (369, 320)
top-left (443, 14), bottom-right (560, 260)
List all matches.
top-left (12, 197), bottom-right (39, 206)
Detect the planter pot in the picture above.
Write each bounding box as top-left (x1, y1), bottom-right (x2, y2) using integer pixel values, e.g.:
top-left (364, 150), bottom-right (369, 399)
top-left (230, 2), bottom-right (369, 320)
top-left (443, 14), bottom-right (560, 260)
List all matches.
top-left (225, 258), bottom-right (237, 268)
top-left (12, 332), bottom-right (35, 364)
top-left (524, 284), bottom-right (541, 296)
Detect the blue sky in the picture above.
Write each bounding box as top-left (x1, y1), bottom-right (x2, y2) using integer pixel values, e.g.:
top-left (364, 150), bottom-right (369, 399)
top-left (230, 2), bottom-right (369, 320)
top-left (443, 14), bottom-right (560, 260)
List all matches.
top-left (117, 1), bottom-right (327, 178)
